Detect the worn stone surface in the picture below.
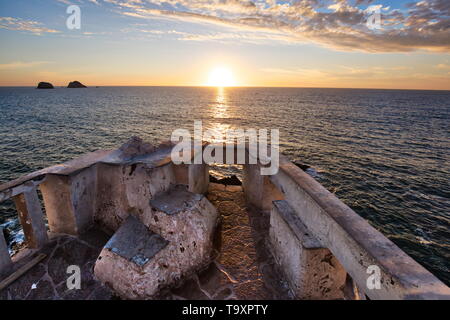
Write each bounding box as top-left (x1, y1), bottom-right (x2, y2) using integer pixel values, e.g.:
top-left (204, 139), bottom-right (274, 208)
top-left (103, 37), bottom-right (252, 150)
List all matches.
top-left (95, 162), bottom-right (176, 233)
top-left (0, 230), bottom-right (113, 300)
top-left (188, 164), bottom-right (209, 194)
top-left (104, 215), bottom-right (168, 267)
top-left (165, 183), bottom-right (291, 300)
top-left (13, 188), bottom-right (48, 248)
top-left (242, 165), bottom-right (284, 212)
top-left (270, 201), bottom-right (346, 299)
top-left (117, 136), bottom-right (155, 161)
top-left (271, 159), bottom-right (450, 299)
top-left (149, 185), bottom-right (204, 215)
top-left (95, 185), bottom-right (218, 299)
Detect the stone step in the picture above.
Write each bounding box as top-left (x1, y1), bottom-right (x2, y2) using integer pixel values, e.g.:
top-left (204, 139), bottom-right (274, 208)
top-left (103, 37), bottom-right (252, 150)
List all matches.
top-left (272, 200), bottom-right (322, 249)
top-left (149, 184), bottom-right (204, 216)
top-left (103, 215), bottom-right (169, 267)
top-left (94, 186), bottom-right (219, 299)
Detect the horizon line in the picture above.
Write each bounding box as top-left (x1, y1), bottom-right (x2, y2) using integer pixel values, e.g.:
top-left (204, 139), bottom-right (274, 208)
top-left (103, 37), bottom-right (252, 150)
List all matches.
top-left (0, 85), bottom-right (449, 92)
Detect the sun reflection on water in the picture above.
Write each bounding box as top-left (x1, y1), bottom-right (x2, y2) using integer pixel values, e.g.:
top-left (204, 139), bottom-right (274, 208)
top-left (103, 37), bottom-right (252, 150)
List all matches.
top-left (213, 87), bottom-right (228, 119)
top-left (206, 87), bottom-right (233, 143)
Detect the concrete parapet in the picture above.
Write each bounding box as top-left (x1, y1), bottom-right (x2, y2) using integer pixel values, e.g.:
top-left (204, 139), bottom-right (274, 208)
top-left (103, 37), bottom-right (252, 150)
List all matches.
top-left (269, 200), bottom-right (346, 299)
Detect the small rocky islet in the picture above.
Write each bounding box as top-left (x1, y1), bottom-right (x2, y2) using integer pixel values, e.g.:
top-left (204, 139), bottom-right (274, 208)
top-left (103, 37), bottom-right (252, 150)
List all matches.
top-left (36, 82), bottom-right (54, 89)
top-left (36, 81), bottom-right (87, 89)
top-left (67, 81), bottom-right (87, 88)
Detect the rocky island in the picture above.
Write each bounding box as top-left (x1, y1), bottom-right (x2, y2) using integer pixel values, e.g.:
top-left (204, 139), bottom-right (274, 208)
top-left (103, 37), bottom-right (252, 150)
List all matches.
top-left (36, 82), bottom-right (54, 89)
top-left (67, 81), bottom-right (87, 88)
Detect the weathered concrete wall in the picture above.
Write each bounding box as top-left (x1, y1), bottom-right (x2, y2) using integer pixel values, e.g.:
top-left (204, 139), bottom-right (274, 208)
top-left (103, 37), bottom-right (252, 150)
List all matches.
top-left (124, 163), bottom-right (175, 214)
top-left (95, 162), bottom-right (176, 234)
top-left (40, 175), bottom-right (76, 235)
top-left (94, 163), bottom-right (126, 234)
top-left (70, 166), bottom-right (97, 234)
top-left (269, 161), bottom-right (450, 300)
top-left (13, 188), bottom-right (48, 248)
top-left (242, 164), bottom-right (284, 212)
top-left (40, 165), bottom-right (97, 235)
top-left (173, 163), bottom-right (189, 186)
top-left (269, 200), bottom-right (346, 299)
top-left (188, 164), bottom-right (209, 194)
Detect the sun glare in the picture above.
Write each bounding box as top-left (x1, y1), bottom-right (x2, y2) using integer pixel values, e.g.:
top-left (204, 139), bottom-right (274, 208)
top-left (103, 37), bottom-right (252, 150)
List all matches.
top-left (207, 67), bottom-right (236, 87)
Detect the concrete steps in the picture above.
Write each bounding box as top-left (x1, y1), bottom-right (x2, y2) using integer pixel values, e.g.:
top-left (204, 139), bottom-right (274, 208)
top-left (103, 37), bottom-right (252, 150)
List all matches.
top-left (94, 185), bottom-right (218, 299)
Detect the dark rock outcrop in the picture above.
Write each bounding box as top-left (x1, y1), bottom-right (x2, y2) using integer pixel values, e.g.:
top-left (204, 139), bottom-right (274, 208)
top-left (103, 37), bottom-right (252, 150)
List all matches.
top-left (209, 174), bottom-right (242, 185)
top-left (37, 82), bottom-right (54, 89)
top-left (67, 81), bottom-right (87, 88)
top-left (293, 162), bottom-right (310, 171)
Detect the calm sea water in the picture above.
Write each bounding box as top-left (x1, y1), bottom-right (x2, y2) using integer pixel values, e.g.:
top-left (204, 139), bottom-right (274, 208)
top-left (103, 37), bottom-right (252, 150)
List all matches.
top-left (0, 86), bottom-right (449, 285)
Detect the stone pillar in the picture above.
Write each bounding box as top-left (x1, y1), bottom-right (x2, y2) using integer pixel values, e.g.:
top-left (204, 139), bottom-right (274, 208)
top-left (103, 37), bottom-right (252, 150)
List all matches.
top-left (243, 164), bottom-right (284, 212)
top-left (13, 188), bottom-right (48, 248)
top-left (188, 164), bottom-right (209, 194)
top-left (0, 227), bottom-right (12, 276)
top-left (269, 200), bottom-right (346, 299)
top-left (173, 163), bottom-right (189, 186)
top-left (40, 166), bottom-right (97, 235)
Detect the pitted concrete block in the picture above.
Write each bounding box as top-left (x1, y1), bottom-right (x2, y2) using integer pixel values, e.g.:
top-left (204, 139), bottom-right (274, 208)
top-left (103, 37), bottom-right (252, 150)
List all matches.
top-left (149, 185), bottom-right (203, 215)
top-left (95, 186), bottom-right (218, 299)
top-left (104, 215), bottom-right (168, 267)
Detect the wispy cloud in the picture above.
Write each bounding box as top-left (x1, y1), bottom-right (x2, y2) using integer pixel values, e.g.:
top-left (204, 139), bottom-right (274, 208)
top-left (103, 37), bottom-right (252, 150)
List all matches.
top-left (97, 0), bottom-right (450, 52)
top-left (0, 17), bottom-right (59, 35)
top-left (261, 65), bottom-right (417, 80)
top-left (0, 61), bottom-right (51, 70)
top-left (436, 63), bottom-right (450, 70)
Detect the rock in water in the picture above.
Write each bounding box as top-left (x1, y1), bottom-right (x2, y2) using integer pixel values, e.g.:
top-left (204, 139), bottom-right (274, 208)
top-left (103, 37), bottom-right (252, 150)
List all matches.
top-left (67, 81), bottom-right (87, 88)
top-left (209, 174), bottom-right (242, 185)
top-left (37, 82), bottom-right (54, 89)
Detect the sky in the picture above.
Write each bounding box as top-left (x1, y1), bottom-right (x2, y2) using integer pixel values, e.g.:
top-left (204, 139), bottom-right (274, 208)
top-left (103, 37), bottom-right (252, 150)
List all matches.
top-left (0, 0), bottom-right (449, 89)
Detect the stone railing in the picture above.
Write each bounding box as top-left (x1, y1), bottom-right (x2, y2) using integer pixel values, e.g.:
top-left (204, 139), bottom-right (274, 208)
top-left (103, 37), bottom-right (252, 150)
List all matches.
top-left (0, 176), bottom-right (48, 275)
top-left (241, 152), bottom-right (450, 300)
top-left (0, 140), bottom-right (209, 278)
top-left (1, 140), bottom-right (449, 300)
top-left (0, 149), bottom-right (114, 276)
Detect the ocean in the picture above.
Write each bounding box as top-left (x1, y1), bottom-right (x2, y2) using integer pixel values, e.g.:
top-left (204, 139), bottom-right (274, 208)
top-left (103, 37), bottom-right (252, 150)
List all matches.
top-left (0, 86), bottom-right (449, 285)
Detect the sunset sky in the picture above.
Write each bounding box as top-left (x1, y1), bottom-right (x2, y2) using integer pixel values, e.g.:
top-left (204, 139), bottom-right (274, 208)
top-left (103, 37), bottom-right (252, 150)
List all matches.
top-left (0, 0), bottom-right (449, 89)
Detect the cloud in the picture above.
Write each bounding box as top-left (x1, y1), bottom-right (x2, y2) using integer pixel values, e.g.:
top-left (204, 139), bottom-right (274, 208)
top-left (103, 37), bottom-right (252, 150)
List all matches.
top-left (0, 17), bottom-right (59, 35)
top-left (436, 63), bottom-right (450, 69)
top-left (97, 0), bottom-right (450, 52)
top-left (261, 65), bottom-right (416, 80)
top-left (0, 61), bottom-right (51, 70)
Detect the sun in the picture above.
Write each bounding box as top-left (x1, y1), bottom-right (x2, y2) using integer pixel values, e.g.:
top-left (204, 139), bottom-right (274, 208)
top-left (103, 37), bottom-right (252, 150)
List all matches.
top-left (207, 67), bottom-right (236, 87)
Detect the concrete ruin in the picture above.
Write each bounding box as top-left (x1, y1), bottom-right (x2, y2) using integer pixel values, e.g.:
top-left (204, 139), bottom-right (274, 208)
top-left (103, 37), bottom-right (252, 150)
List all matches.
top-left (0, 137), bottom-right (449, 300)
